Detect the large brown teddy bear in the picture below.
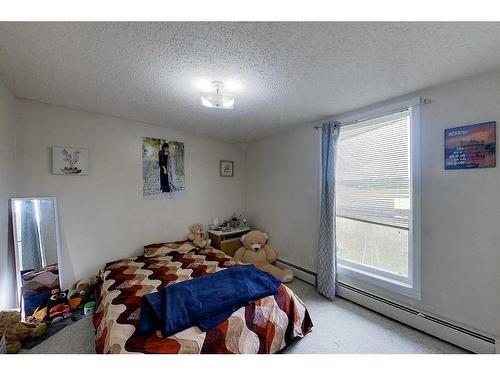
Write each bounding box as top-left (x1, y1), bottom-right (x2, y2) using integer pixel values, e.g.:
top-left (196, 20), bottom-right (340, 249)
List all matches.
top-left (0, 310), bottom-right (47, 353)
top-left (234, 230), bottom-right (293, 283)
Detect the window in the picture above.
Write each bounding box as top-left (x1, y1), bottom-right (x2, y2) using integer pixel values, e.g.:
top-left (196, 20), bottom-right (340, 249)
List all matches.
top-left (335, 104), bottom-right (421, 299)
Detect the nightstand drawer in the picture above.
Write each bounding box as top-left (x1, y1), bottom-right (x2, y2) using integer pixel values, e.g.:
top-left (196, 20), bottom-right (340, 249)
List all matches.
top-left (208, 228), bottom-right (251, 257)
top-left (219, 238), bottom-right (241, 257)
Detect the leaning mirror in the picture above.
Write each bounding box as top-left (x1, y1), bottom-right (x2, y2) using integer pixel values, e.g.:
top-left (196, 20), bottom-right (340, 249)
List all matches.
top-left (11, 197), bottom-right (61, 320)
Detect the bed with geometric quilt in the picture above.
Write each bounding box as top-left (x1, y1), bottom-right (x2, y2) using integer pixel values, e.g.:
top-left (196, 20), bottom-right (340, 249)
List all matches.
top-left (93, 241), bottom-right (313, 353)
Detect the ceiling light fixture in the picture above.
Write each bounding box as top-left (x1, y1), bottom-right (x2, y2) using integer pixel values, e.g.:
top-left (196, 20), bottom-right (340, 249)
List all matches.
top-left (200, 81), bottom-right (235, 110)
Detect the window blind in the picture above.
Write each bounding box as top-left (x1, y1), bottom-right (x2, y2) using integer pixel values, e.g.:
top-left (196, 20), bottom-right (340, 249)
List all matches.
top-left (336, 109), bottom-right (411, 229)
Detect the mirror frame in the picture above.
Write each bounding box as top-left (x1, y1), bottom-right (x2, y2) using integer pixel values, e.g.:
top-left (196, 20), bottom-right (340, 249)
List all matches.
top-left (10, 196), bottom-right (62, 308)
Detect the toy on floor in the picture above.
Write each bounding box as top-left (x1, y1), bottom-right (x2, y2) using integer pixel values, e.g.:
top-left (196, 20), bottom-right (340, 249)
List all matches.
top-left (47, 289), bottom-right (72, 323)
top-left (83, 301), bottom-right (96, 315)
top-left (24, 301), bottom-right (49, 324)
top-left (188, 223), bottom-right (211, 248)
top-left (234, 230), bottom-right (294, 283)
top-left (0, 310), bottom-right (47, 353)
top-left (68, 277), bottom-right (97, 311)
top-left (31, 306), bottom-right (48, 321)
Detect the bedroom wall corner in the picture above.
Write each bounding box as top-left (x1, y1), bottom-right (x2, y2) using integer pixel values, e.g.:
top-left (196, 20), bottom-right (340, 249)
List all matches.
top-left (14, 99), bottom-right (247, 288)
top-left (0, 79), bottom-right (17, 310)
top-left (244, 124), bottom-right (321, 270)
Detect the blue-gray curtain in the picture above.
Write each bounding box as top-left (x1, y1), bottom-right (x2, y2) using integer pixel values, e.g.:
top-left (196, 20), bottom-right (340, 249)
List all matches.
top-left (317, 121), bottom-right (340, 299)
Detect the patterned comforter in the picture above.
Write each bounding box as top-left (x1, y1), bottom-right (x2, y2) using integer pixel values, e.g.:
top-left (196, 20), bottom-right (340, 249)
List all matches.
top-left (93, 241), bottom-right (313, 354)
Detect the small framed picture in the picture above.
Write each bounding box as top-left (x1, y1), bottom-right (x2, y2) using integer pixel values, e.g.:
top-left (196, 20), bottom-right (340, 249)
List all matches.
top-left (220, 160), bottom-right (234, 177)
top-left (52, 147), bottom-right (89, 175)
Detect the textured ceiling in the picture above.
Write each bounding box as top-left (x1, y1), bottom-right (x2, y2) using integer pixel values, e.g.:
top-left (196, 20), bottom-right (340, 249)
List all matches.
top-left (0, 22), bottom-right (499, 141)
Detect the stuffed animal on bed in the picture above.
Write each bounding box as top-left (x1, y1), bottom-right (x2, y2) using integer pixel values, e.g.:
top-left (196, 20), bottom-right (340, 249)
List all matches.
top-left (188, 223), bottom-right (211, 248)
top-left (234, 230), bottom-right (294, 283)
top-left (0, 310), bottom-right (46, 353)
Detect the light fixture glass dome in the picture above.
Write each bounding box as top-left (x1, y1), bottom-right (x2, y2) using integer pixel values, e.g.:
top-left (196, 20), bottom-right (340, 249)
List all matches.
top-left (200, 81), bottom-right (235, 109)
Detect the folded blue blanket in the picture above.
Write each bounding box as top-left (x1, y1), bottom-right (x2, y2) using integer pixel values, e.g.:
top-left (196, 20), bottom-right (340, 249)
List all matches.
top-left (136, 265), bottom-right (282, 337)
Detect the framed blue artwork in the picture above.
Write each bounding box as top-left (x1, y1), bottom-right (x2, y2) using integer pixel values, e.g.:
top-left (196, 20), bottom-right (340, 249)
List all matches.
top-left (444, 121), bottom-right (496, 170)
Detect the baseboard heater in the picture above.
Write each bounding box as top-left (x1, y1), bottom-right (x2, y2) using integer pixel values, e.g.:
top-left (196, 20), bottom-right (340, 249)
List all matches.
top-left (276, 259), bottom-right (317, 285)
top-left (276, 259), bottom-right (496, 354)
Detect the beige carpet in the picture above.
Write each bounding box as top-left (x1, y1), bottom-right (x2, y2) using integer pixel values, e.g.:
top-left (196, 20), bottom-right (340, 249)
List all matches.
top-left (21, 279), bottom-right (468, 354)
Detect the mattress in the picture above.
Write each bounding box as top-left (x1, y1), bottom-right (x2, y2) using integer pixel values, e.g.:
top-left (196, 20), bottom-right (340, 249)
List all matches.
top-left (93, 241), bottom-right (313, 353)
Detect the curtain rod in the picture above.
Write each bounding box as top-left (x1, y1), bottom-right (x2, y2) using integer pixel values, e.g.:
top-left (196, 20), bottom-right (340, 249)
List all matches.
top-left (313, 106), bottom-right (411, 130)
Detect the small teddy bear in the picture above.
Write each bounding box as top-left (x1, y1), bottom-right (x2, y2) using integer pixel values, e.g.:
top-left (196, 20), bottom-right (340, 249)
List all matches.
top-left (188, 223), bottom-right (211, 248)
top-left (0, 310), bottom-right (47, 353)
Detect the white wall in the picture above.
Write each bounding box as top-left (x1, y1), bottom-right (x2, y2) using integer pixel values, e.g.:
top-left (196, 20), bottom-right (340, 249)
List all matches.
top-left (245, 125), bottom-right (321, 270)
top-left (15, 100), bottom-right (246, 289)
top-left (0, 80), bottom-right (17, 309)
top-left (245, 70), bottom-right (500, 338)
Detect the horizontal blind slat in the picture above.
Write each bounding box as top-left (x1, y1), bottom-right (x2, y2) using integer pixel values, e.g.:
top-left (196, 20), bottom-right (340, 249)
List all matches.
top-left (336, 110), bottom-right (411, 228)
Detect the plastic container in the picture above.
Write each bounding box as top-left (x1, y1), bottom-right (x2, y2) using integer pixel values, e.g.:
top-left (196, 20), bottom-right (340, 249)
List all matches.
top-left (83, 301), bottom-right (96, 315)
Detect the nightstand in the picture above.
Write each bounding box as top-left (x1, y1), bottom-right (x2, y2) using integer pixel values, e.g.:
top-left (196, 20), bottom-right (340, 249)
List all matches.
top-left (208, 227), bottom-right (252, 257)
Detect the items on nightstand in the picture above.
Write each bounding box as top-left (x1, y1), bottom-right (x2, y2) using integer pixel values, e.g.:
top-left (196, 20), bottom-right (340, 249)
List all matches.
top-left (210, 213), bottom-right (248, 231)
top-left (211, 217), bottom-right (220, 227)
top-left (234, 230), bottom-right (294, 283)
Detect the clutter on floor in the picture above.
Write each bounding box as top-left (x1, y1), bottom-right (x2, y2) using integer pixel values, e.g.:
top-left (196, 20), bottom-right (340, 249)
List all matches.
top-left (0, 310), bottom-right (47, 353)
top-left (21, 309), bottom-right (87, 350)
top-left (0, 276), bottom-right (98, 353)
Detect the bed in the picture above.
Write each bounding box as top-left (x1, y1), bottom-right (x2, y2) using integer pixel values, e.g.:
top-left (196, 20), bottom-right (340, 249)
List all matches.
top-left (93, 241), bottom-right (313, 354)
